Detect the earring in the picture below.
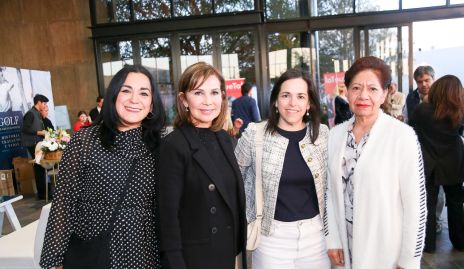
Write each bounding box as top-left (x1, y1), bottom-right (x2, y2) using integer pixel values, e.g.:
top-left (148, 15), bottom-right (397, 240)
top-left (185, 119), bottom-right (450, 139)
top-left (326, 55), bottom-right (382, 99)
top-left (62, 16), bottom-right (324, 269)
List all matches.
top-left (276, 108), bottom-right (279, 114)
top-left (306, 109), bottom-right (310, 116)
top-left (185, 106), bottom-right (189, 112)
top-left (146, 111), bottom-right (154, 119)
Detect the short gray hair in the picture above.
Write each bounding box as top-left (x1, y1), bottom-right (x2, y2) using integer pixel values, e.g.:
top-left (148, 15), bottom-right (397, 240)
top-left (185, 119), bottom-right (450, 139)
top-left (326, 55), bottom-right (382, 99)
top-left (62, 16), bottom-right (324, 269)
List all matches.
top-left (413, 65), bottom-right (435, 80)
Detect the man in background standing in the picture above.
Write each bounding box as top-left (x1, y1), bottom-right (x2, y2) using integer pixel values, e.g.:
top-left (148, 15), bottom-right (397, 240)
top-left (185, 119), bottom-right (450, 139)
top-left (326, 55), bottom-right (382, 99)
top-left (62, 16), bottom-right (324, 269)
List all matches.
top-left (407, 65), bottom-right (445, 233)
top-left (89, 95), bottom-right (103, 122)
top-left (406, 65), bottom-right (435, 122)
top-left (21, 94), bottom-right (48, 200)
top-left (231, 82), bottom-right (261, 134)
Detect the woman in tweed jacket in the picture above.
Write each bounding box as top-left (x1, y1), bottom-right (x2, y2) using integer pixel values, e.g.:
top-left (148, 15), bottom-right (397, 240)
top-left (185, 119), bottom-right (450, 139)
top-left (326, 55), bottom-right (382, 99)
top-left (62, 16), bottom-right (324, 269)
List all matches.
top-left (235, 69), bottom-right (330, 269)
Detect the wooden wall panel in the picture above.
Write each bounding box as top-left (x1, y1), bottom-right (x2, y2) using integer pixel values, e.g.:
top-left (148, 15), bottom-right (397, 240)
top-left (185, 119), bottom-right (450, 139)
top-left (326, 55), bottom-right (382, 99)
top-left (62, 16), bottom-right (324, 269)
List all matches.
top-left (0, 0), bottom-right (98, 128)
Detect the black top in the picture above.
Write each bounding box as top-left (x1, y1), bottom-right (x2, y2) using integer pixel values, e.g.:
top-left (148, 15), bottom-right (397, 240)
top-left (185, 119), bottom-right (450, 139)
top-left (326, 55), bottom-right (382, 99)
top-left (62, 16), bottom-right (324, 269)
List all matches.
top-left (335, 96), bottom-right (352, 125)
top-left (197, 128), bottom-right (240, 251)
top-left (274, 127), bottom-right (319, 222)
top-left (40, 125), bottom-right (161, 268)
top-left (42, 117), bottom-right (54, 131)
top-left (410, 103), bottom-right (464, 185)
top-left (406, 88), bottom-right (420, 123)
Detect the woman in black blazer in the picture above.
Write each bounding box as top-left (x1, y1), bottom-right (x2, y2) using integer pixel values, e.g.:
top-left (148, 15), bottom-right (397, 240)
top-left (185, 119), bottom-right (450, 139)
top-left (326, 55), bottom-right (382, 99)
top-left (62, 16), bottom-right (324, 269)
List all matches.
top-left (158, 62), bottom-right (247, 269)
top-left (410, 74), bottom-right (464, 253)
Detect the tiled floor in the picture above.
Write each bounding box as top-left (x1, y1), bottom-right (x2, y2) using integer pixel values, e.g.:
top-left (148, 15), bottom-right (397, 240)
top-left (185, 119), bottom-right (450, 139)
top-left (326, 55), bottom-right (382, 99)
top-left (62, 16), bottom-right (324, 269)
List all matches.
top-left (2, 196), bottom-right (463, 268)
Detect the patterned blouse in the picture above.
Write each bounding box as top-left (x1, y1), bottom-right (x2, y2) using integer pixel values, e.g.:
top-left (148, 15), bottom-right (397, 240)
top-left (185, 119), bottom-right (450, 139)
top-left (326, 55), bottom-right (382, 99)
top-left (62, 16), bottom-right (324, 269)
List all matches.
top-left (342, 121), bottom-right (370, 263)
top-left (40, 125), bottom-right (161, 268)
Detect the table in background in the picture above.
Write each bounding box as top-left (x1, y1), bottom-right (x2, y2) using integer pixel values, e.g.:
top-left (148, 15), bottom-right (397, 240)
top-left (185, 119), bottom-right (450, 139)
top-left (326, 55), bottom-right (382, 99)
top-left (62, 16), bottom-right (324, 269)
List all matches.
top-left (0, 195), bottom-right (23, 236)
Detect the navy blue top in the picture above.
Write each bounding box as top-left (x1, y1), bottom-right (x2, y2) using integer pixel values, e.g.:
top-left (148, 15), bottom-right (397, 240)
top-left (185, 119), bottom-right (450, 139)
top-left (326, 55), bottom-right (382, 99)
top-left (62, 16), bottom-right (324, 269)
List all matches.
top-left (274, 127), bottom-right (319, 222)
top-left (231, 95), bottom-right (261, 133)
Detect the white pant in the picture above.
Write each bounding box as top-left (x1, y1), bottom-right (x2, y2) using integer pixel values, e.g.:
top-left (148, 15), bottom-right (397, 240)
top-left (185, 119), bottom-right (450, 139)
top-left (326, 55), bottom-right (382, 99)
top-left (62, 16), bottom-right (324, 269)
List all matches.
top-left (252, 215), bottom-right (330, 269)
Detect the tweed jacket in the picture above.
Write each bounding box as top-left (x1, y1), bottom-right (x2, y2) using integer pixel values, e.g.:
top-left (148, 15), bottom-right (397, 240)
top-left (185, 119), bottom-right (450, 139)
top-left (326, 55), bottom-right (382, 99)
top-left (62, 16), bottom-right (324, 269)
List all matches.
top-left (234, 121), bottom-right (329, 236)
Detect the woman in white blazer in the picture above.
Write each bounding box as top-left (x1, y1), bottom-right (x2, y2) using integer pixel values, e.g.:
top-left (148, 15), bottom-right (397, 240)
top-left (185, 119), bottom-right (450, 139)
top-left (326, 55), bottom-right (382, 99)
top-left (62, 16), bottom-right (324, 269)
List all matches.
top-left (324, 56), bottom-right (427, 269)
top-left (235, 69), bottom-right (330, 269)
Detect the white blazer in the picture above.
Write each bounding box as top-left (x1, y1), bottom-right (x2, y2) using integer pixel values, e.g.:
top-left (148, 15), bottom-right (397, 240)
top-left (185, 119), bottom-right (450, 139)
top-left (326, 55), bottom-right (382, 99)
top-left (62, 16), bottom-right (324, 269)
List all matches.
top-left (324, 112), bottom-right (427, 269)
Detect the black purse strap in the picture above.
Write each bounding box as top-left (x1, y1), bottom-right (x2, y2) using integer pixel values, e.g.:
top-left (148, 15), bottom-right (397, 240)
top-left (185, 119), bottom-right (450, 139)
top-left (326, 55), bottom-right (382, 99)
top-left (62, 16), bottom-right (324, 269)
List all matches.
top-left (106, 157), bottom-right (138, 233)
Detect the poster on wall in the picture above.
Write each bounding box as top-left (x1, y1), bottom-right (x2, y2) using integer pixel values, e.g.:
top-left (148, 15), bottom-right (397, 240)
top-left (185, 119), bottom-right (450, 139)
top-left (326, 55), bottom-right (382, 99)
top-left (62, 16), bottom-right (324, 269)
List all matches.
top-left (0, 66), bottom-right (54, 169)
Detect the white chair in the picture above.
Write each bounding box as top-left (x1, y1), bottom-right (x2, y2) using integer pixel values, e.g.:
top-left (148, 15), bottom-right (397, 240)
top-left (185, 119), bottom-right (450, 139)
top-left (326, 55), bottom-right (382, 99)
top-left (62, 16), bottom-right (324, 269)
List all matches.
top-left (0, 203), bottom-right (51, 269)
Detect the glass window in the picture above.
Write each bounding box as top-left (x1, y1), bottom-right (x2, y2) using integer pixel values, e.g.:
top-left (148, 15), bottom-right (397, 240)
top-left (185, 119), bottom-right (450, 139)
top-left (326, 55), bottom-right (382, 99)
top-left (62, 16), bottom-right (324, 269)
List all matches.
top-left (95, 0), bottom-right (131, 23)
top-left (366, 27), bottom-right (399, 84)
top-left (402, 0), bottom-right (445, 9)
top-left (133, 0), bottom-right (171, 20)
top-left (413, 18), bottom-right (464, 85)
top-left (220, 32), bottom-right (255, 102)
top-left (356, 0), bottom-right (398, 12)
top-left (315, 29), bottom-right (354, 127)
top-left (100, 40), bottom-right (134, 88)
top-left (173, 0), bottom-right (212, 17)
top-left (268, 32), bottom-right (312, 81)
top-left (179, 34), bottom-right (214, 72)
top-left (450, 0), bottom-right (464, 3)
top-left (215, 0), bottom-right (254, 13)
top-left (315, 0), bottom-right (353, 16)
top-left (139, 38), bottom-right (175, 123)
top-left (266, 0), bottom-right (307, 19)
top-left (401, 26), bottom-right (409, 94)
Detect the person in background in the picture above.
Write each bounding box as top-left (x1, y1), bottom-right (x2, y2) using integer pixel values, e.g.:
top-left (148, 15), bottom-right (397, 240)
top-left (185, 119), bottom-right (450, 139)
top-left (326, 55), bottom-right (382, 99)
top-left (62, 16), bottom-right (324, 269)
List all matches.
top-left (409, 75), bottom-right (464, 253)
top-left (89, 95), bottom-right (104, 122)
top-left (406, 65), bottom-right (435, 122)
top-left (21, 94), bottom-right (49, 200)
top-left (40, 64), bottom-right (166, 269)
top-left (334, 84), bottom-right (352, 125)
top-left (406, 65), bottom-right (445, 233)
top-left (232, 82), bottom-right (261, 134)
top-left (73, 110), bottom-right (91, 132)
top-left (383, 81), bottom-right (405, 121)
top-left (235, 68), bottom-right (330, 269)
top-left (41, 104), bottom-right (54, 130)
top-left (325, 56), bottom-right (426, 269)
top-left (158, 62), bottom-right (247, 269)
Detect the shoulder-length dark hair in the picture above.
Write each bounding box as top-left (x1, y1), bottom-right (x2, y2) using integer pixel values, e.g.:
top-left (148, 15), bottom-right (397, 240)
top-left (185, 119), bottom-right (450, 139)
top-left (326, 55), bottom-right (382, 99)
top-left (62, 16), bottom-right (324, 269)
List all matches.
top-left (95, 64), bottom-right (166, 153)
top-left (173, 62), bottom-right (228, 131)
top-left (428, 74), bottom-right (464, 127)
top-left (266, 69), bottom-right (321, 144)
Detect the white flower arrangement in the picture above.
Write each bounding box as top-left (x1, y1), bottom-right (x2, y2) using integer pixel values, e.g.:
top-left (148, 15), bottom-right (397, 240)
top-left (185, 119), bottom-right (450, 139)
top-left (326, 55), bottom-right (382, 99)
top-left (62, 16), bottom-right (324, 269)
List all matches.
top-left (41, 128), bottom-right (71, 153)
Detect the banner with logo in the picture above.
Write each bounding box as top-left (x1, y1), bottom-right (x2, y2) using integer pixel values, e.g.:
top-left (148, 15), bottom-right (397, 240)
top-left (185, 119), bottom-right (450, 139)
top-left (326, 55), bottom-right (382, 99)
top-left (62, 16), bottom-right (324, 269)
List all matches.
top-left (0, 66), bottom-right (54, 169)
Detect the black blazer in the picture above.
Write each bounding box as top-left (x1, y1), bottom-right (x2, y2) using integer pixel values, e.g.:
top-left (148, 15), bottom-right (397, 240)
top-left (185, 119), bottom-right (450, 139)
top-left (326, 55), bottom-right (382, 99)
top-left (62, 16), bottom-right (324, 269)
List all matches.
top-left (410, 103), bottom-right (464, 185)
top-left (158, 124), bottom-right (247, 269)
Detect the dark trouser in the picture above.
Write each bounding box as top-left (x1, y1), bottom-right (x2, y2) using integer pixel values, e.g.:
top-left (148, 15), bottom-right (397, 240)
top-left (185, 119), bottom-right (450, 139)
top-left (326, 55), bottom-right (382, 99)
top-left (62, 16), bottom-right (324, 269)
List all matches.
top-left (27, 146), bottom-right (46, 199)
top-left (425, 179), bottom-right (464, 251)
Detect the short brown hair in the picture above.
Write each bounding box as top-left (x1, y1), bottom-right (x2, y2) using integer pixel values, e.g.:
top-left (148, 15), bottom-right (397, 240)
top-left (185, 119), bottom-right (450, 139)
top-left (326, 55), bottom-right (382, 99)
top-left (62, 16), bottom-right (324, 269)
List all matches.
top-left (173, 62), bottom-right (228, 131)
top-left (429, 75), bottom-right (464, 127)
top-left (344, 56), bottom-right (392, 90)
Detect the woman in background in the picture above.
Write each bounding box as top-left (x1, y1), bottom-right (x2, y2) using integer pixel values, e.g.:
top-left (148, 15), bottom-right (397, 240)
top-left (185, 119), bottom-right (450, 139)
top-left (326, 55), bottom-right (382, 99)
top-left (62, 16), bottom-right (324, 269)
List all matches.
top-left (410, 75), bottom-right (464, 253)
top-left (325, 56), bottom-right (426, 269)
top-left (158, 62), bottom-right (247, 269)
top-left (334, 85), bottom-right (352, 125)
top-left (235, 68), bottom-right (330, 269)
top-left (73, 110), bottom-right (91, 132)
top-left (40, 64), bottom-right (165, 269)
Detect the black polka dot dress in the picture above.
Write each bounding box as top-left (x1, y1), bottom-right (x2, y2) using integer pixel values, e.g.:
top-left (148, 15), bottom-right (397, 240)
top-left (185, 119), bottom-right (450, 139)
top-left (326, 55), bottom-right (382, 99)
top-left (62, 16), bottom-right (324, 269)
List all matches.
top-left (40, 125), bottom-right (161, 269)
